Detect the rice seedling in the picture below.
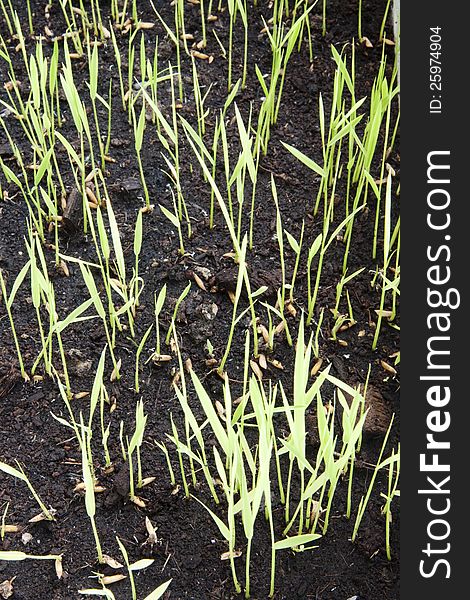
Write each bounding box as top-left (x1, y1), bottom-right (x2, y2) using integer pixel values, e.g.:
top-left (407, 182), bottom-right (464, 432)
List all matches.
top-left (160, 191), bottom-right (186, 255)
top-left (372, 172), bottom-right (397, 350)
top-left (115, 537), bottom-right (154, 600)
top-left (0, 461), bottom-right (55, 521)
top-left (218, 235), bottom-right (249, 374)
top-left (0, 502), bottom-right (10, 541)
top-left (351, 415), bottom-right (395, 543)
top-left (87, 42), bottom-right (106, 170)
top-left (133, 104), bottom-right (151, 209)
top-left (87, 346), bottom-right (107, 462)
top-left (109, 26), bottom-right (126, 109)
top-left (85, 205), bottom-right (120, 345)
top-left (169, 330), bottom-right (220, 502)
top-left (152, 284), bottom-right (167, 357)
top-left (305, 197), bottom-right (364, 326)
top-left (191, 56), bottom-right (213, 141)
top-left (0, 550), bottom-right (62, 566)
top-left (106, 198), bottom-right (139, 337)
top-left (333, 267), bottom-right (365, 318)
top-left (150, 2), bottom-right (184, 101)
top-left (284, 222), bottom-right (305, 305)
top-left (155, 441), bottom-right (176, 487)
top-left (175, 0), bottom-right (189, 55)
top-left (182, 114), bottom-right (263, 356)
top-left (181, 120), bottom-right (237, 249)
top-left (79, 260), bottom-right (120, 378)
top-left (127, 399), bottom-right (149, 496)
top-left (100, 389), bottom-right (113, 470)
top-left (228, 0), bottom-right (248, 90)
top-left (165, 282), bottom-right (191, 345)
top-left (194, 443), bottom-right (241, 593)
top-left (135, 323), bottom-right (154, 393)
top-left (26, 232), bottom-right (53, 378)
top-left (381, 446), bottom-right (400, 560)
top-left (0, 266), bottom-right (29, 380)
top-left (258, 302), bottom-right (285, 352)
top-left (0, 0), bottom-right (14, 35)
top-left (169, 412), bottom-right (190, 498)
top-left (270, 178), bottom-right (292, 346)
top-left (358, 0), bottom-right (363, 42)
top-left (142, 65), bottom-right (190, 232)
top-left (379, 0), bottom-right (393, 42)
top-left (309, 310), bottom-right (324, 361)
top-left (80, 414), bottom-right (104, 563)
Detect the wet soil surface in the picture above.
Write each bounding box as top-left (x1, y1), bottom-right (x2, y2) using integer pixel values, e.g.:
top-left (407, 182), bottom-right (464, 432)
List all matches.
top-left (0, 1), bottom-right (399, 599)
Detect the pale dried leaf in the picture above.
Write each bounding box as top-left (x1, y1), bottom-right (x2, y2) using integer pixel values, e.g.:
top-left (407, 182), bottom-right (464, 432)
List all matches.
top-left (258, 324), bottom-right (270, 344)
top-left (129, 558), bottom-right (154, 571)
top-left (285, 302), bottom-right (297, 317)
top-left (220, 550), bottom-right (242, 560)
top-left (110, 359), bottom-right (121, 382)
top-left (59, 260), bottom-right (70, 277)
top-left (102, 554), bottom-right (124, 569)
top-left (250, 360), bottom-right (263, 381)
top-left (145, 517), bottom-right (158, 545)
top-left (309, 501), bottom-right (323, 520)
top-left (0, 578), bottom-right (15, 599)
top-left (215, 400), bottom-right (226, 421)
top-left (2, 525), bottom-right (19, 533)
top-left (375, 309), bottom-right (393, 318)
top-left (29, 508), bottom-right (56, 523)
top-left (310, 357), bottom-right (323, 377)
top-left (140, 477), bottom-right (156, 487)
top-left (267, 358), bottom-right (284, 370)
top-left (55, 556), bottom-right (63, 579)
top-left (101, 574), bottom-right (126, 585)
top-left (191, 51), bottom-right (209, 60)
top-left (151, 354), bottom-right (172, 364)
top-left (74, 481), bottom-right (86, 493)
top-left (258, 354), bottom-right (267, 370)
top-left (137, 22), bottom-right (155, 30)
top-left (131, 496), bottom-right (146, 508)
top-left (380, 360), bottom-right (397, 376)
top-left (193, 272), bottom-right (206, 291)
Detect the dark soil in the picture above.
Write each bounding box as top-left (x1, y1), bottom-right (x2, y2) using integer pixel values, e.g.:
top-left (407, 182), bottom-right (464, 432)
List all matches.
top-left (0, 1), bottom-right (399, 599)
